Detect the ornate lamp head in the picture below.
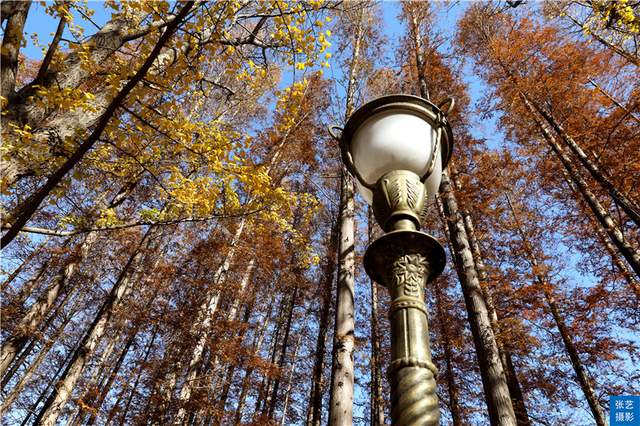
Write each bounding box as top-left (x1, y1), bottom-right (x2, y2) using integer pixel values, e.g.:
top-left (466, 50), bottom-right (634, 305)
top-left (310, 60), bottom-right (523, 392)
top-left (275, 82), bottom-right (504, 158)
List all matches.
top-left (331, 94), bottom-right (454, 231)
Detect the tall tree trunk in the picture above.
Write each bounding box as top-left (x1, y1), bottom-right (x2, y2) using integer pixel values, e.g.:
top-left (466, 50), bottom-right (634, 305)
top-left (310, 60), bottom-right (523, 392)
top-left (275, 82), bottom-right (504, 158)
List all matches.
top-left (2, 278), bottom-right (73, 390)
top-left (18, 314), bottom-right (87, 426)
top-left (214, 336), bottom-right (247, 424)
top-left (369, 277), bottom-right (385, 426)
top-left (559, 168), bottom-right (640, 298)
top-left (455, 175), bottom-right (531, 426)
top-left (174, 220), bottom-right (246, 425)
top-left (522, 95), bottom-right (640, 278)
top-left (1, 231), bottom-right (98, 377)
top-left (528, 96), bottom-right (640, 226)
top-left (225, 258), bottom-right (256, 325)
top-left (70, 317), bottom-right (126, 426)
top-left (367, 209), bottom-right (385, 426)
top-left (211, 266), bottom-right (257, 426)
top-left (174, 100), bottom-right (303, 422)
top-left (1, 180), bottom-right (138, 375)
top-left (329, 169), bottom-right (357, 426)
top-left (267, 286), bottom-right (298, 419)
top-left (408, 4), bottom-right (430, 100)
top-left (0, 302), bottom-right (75, 415)
top-left (307, 221), bottom-right (338, 426)
top-left (195, 260), bottom-right (260, 423)
top-left (328, 6), bottom-right (364, 424)
top-left (85, 332), bottom-right (137, 425)
top-left (214, 364), bottom-right (236, 425)
top-left (32, 227), bottom-right (161, 426)
top-left (279, 332), bottom-right (304, 426)
top-left (505, 193), bottom-right (608, 426)
top-left (433, 278), bottom-right (462, 426)
top-left (0, 1), bottom-right (31, 100)
top-left (254, 297), bottom-right (286, 418)
top-left (107, 328), bottom-right (158, 426)
top-left (405, 4), bottom-right (516, 422)
top-left (85, 288), bottom-right (164, 426)
top-left (0, 237), bottom-right (89, 377)
top-left (0, 237), bottom-right (51, 291)
top-left (439, 171), bottom-right (517, 426)
top-left (233, 300), bottom-right (272, 425)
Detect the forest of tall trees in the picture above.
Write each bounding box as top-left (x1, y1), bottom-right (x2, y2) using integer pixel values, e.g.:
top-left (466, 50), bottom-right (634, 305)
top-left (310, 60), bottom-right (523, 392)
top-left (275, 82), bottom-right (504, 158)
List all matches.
top-left (1, 1), bottom-right (638, 425)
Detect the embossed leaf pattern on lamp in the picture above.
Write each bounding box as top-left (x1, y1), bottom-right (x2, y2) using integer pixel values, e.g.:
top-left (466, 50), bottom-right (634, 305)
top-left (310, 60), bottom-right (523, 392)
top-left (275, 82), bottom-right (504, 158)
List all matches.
top-left (393, 253), bottom-right (427, 298)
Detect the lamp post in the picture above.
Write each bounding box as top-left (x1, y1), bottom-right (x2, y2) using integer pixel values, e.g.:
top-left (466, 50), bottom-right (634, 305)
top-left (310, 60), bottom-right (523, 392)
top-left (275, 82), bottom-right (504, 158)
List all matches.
top-left (330, 94), bottom-right (454, 425)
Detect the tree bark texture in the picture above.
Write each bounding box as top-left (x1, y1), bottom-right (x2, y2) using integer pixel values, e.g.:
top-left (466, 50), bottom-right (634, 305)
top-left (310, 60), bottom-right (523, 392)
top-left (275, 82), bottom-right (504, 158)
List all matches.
top-left (0, 1), bottom-right (31, 100)
top-left (439, 171), bottom-right (517, 426)
top-left (329, 167), bottom-right (357, 426)
top-left (1, 278), bottom-right (73, 390)
top-left (0, 232), bottom-right (97, 377)
top-left (457, 189), bottom-right (530, 426)
top-left (0, 181), bottom-right (132, 377)
top-left (328, 5), bottom-right (364, 424)
top-left (308, 221), bottom-right (338, 426)
top-left (0, 304), bottom-right (75, 415)
top-left (1, 8), bottom-right (181, 189)
top-left (1, 1), bottom-right (194, 247)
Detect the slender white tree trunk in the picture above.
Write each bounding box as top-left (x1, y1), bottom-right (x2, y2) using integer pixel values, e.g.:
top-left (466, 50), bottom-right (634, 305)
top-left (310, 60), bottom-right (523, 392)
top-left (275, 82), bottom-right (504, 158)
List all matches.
top-left (0, 307), bottom-right (74, 415)
top-left (33, 228), bottom-right (161, 426)
top-left (328, 7), bottom-right (365, 425)
top-left (174, 220), bottom-right (246, 424)
top-left (439, 171), bottom-right (517, 426)
top-left (279, 332), bottom-right (304, 426)
top-left (0, 231), bottom-right (98, 377)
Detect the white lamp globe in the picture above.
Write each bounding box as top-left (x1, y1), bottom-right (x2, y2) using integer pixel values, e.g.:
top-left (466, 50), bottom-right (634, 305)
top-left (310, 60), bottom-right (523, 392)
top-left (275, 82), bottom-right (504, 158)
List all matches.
top-left (342, 95), bottom-right (453, 205)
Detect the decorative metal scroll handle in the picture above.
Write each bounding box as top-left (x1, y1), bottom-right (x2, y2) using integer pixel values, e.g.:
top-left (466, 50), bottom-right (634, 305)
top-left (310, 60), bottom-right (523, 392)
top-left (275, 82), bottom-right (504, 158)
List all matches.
top-left (328, 124), bottom-right (343, 141)
top-left (420, 97), bottom-right (454, 183)
top-left (438, 97), bottom-right (455, 116)
top-left (328, 124), bottom-right (376, 190)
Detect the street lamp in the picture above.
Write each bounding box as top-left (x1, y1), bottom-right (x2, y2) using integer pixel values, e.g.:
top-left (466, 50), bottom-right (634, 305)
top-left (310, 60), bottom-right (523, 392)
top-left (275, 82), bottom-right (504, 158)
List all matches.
top-left (330, 94), bottom-right (454, 425)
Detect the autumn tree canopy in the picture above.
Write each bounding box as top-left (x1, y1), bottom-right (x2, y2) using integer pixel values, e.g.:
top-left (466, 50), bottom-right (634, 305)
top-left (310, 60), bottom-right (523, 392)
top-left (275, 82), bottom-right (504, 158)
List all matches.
top-left (1, 1), bottom-right (638, 425)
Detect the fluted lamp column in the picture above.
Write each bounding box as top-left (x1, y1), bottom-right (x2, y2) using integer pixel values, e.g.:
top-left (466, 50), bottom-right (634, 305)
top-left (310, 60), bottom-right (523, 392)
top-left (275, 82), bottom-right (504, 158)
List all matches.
top-left (329, 94), bottom-right (454, 426)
